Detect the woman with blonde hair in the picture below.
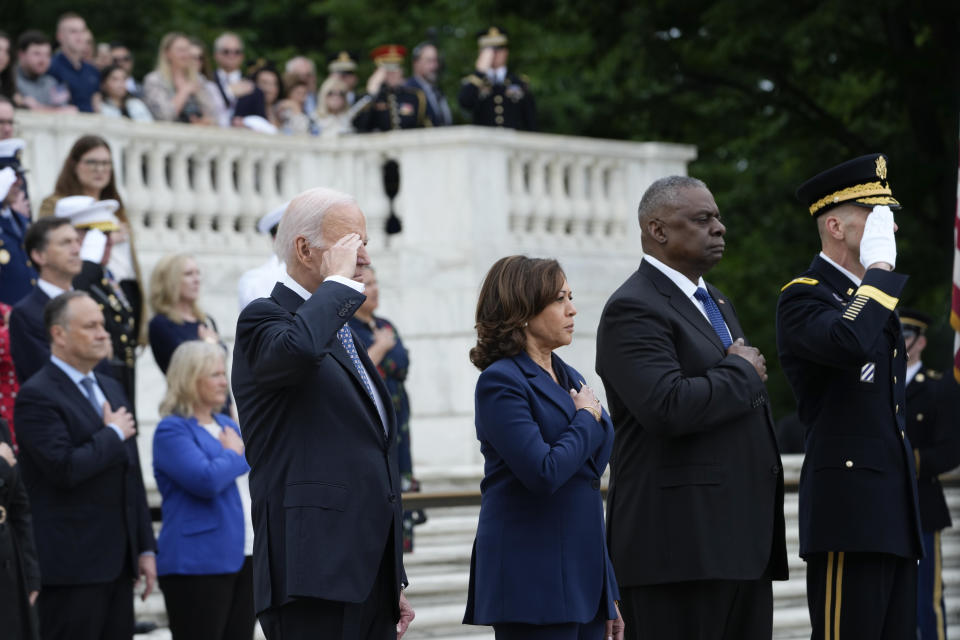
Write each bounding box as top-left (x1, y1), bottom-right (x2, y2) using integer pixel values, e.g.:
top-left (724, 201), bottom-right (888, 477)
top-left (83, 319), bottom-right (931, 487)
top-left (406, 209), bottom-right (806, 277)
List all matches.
top-left (153, 340), bottom-right (254, 640)
top-left (148, 253), bottom-right (222, 374)
top-left (315, 75), bottom-right (360, 137)
top-left (142, 32), bottom-right (215, 124)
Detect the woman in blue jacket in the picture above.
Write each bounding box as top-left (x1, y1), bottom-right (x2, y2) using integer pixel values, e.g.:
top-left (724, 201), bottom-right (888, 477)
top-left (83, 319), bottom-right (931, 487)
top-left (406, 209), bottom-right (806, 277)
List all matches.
top-left (153, 340), bottom-right (253, 640)
top-left (463, 256), bottom-right (624, 640)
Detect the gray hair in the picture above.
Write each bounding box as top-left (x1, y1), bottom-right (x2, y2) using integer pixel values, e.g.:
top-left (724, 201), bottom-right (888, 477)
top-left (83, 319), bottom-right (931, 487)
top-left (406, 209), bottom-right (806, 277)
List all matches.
top-left (411, 42), bottom-right (436, 62)
top-left (213, 32), bottom-right (242, 53)
top-left (285, 55), bottom-right (315, 74)
top-left (637, 175), bottom-right (707, 225)
top-left (274, 187), bottom-right (356, 265)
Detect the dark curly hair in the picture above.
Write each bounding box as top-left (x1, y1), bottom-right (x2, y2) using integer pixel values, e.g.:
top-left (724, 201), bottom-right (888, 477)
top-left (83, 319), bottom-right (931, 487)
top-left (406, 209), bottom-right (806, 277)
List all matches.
top-left (469, 256), bottom-right (566, 371)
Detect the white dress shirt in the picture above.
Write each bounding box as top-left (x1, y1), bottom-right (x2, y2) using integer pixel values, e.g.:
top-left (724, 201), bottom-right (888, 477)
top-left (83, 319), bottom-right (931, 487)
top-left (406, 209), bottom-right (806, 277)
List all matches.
top-left (37, 278), bottom-right (68, 299)
top-left (49, 355), bottom-right (123, 441)
top-left (819, 251), bottom-right (862, 286)
top-left (643, 254), bottom-right (732, 335)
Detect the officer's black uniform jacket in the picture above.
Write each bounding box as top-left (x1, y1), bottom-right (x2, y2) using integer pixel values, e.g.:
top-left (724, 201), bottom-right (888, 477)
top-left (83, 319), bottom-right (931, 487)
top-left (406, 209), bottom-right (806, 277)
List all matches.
top-left (458, 70), bottom-right (536, 131)
top-left (776, 255), bottom-right (922, 559)
top-left (906, 367), bottom-right (960, 533)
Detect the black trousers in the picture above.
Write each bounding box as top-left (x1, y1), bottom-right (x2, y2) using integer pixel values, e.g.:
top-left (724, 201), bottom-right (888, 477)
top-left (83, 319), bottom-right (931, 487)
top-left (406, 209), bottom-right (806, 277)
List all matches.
top-left (258, 538), bottom-right (396, 640)
top-left (620, 577), bottom-right (773, 640)
top-left (806, 551), bottom-right (917, 640)
top-left (158, 555), bottom-right (255, 640)
top-left (38, 574), bottom-right (133, 640)
top-left (493, 612), bottom-right (606, 640)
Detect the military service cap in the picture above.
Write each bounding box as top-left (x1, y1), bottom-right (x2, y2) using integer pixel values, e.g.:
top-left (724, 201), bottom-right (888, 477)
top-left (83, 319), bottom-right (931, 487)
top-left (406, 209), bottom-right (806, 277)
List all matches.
top-left (55, 195), bottom-right (121, 232)
top-left (371, 44), bottom-right (406, 70)
top-left (796, 153), bottom-right (900, 217)
top-left (327, 50), bottom-right (358, 74)
top-left (477, 26), bottom-right (509, 48)
top-left (898, 308), bottom-right (931, 335)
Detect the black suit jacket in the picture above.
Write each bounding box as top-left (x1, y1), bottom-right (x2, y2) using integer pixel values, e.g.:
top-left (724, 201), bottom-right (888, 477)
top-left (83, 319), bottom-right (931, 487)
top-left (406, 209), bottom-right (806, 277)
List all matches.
top-left (906, 369), bottom-right (959, 533)
top-left (9, 287), bottom-right (50, 384)
top-left (232, 281), bottom-right (406, 617)
top-left (596, 260), bottom-right (787, 586)
top-left (13, 362), bottom-right (155, 585)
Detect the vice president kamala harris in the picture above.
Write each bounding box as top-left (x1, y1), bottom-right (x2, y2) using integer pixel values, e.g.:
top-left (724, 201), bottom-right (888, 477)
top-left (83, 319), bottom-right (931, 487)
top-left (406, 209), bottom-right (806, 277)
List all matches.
top-left (463, 256), bottom-right (624, 640)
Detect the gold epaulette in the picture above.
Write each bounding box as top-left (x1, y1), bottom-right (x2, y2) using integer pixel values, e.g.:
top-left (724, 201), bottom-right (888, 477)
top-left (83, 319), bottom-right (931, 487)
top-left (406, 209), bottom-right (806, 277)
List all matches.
top-left (462, 74), bottom-right (486, 88)
top-left (780, 277), bottom-right (818, 292)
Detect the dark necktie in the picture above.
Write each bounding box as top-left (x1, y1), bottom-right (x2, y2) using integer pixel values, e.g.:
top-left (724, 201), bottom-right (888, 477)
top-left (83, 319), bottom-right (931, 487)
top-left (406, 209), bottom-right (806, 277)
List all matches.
top-left (79, 377), bottom-right (104, 417)
top-left (337, 326), bottom-right (377, 401)
top-left (694, 287), bottom-right (733, 348)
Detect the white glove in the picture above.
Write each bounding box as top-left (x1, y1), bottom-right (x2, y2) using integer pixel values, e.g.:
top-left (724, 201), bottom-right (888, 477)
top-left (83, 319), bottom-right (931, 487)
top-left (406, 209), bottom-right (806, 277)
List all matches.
top-left (80, 228), bottom-right (108, 264)
top-left (859, 205), bottom-right (896, 270)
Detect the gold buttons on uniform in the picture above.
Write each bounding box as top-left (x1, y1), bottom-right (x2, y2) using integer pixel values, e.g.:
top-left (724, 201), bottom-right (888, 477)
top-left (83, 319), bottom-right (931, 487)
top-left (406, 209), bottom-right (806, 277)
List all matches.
top-left (845, 460), bottom-right (854, 468)
top-left (917, 413), bottom-right (924, 422)
top-left (893, 348), bottom-right (898, 357)
top-left (895, 404), bottom-right (899, 413)
top-left (494, 95), bottom-right (503, 103)
top-left (495, 105), bottom-right (504, 114)
top-left (115, 315), bottom-right (122, 323)
top-left (901, 430), bottom-right (905, 439)
top-left (893, 376), bottom-right (897, 384)
top-left (120, 335), bottom-right (128, 343)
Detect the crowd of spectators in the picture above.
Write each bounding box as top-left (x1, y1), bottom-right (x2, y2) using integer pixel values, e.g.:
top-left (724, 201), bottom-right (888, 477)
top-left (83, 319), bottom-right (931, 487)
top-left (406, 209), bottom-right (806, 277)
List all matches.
top-left (0, 12), bottom-right (538, 138)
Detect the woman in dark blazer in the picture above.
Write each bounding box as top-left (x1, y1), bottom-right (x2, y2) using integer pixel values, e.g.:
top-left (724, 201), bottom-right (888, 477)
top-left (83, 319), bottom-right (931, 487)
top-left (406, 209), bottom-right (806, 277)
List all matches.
top-left (153, 341), bottom-right (253, 640)
top-left (0, 417), bottom-right (41, 640)
top-left (463, 256), bottom-right (624, 640)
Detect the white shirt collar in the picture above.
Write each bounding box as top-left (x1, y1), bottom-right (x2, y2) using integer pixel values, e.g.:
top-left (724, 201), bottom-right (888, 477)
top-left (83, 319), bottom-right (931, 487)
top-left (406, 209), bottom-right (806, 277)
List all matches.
top-left (218, 68), bottom-right (241, 84)
top-left (819, 251), bottom-right (862, 286)
top-left (906, 360), bottom-right (923, 385)
top-left (50, 354), bottom-right (94, 384)
top-left (643, 254), bottom-right (706, 298)
top-left (280, 270), bottom-right (312, 300)
top-left (37, 278), bottom-right (69, 300)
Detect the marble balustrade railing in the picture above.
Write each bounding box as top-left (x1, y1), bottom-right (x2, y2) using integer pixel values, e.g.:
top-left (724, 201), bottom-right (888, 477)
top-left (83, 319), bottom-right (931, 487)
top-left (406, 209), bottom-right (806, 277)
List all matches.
top-left (15, 111), bottom-right (697, 471)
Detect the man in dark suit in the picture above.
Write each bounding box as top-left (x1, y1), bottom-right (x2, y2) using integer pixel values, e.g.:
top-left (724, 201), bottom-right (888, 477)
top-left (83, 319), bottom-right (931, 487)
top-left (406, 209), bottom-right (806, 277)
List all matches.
top-left (596, 175), bottom-right (787, 639)
top-left (14, 290), bottom-right (156, 640)
top-left (405, 42), bottom-right (452, 127)
top-left (898, 309), bottom-right (959, 639)
top-left (776, 154), bottom-right (923, 639)
top-left (232, 187), bottom-right (414, 639)
top-left (10, 216), bottom-right (82, 383)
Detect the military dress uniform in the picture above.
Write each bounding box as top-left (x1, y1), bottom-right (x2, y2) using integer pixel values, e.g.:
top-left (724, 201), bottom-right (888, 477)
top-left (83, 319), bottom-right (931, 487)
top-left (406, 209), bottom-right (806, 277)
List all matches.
top-left (73, 260), bottom-right (137, 416)
top-left (776, 154), bottom-right (923, 640)
top-left (900, 310), bottom-right (960, 640)
top-left (0, 140), bottom-right (37, 307)
top-left (458, 27), bottom-right (537, 131)
top-left (352, 86), bottom-right (430, 132)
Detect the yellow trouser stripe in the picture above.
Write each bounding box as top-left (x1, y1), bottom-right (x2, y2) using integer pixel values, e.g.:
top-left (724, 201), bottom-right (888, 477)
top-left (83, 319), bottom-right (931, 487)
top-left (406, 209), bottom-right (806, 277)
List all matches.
top-left (834, 552), bottom-right (844, 640)
top-left (855, 285), bottom-right (898, 310)
top-left (825, 552), bottom-right (834, 639)
top-left (935, 531), bottom-right (945, 640)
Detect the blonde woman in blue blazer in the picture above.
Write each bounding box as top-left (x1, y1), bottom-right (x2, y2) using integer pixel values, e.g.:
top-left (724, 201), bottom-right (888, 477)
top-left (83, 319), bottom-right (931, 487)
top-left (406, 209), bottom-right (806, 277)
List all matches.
top-left (153, 340), bottom-right (253, 640)
top-left (463, 256), bottom-right (624, 640)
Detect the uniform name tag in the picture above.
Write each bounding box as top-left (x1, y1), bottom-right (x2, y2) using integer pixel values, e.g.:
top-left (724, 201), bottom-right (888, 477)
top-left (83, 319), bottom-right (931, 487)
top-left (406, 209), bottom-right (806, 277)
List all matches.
top-left (860, 362), bottom-right (875, 383)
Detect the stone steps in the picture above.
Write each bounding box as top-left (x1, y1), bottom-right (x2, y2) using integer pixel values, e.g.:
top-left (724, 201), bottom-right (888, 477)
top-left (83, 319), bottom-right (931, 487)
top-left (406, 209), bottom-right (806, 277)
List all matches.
top-left (135, 467), bottom-right (960, 639)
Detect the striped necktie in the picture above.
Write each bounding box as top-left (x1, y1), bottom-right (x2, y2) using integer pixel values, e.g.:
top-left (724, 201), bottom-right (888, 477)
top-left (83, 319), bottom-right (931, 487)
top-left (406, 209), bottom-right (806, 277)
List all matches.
top-left (694, 287), bottom-right (733, 348)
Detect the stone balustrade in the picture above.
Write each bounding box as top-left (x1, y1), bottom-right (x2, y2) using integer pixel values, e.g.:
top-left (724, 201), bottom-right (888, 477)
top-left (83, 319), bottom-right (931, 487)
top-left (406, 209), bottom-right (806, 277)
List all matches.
top-left (16, 112), bottom-right (696, 471)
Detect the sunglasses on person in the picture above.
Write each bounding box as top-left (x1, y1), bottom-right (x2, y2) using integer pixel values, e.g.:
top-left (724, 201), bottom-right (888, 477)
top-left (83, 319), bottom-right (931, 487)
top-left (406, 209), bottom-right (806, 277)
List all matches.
top-left (113, 55), bottom-right (132, 63)
top-left (218, 48), bottom-right (243, 56)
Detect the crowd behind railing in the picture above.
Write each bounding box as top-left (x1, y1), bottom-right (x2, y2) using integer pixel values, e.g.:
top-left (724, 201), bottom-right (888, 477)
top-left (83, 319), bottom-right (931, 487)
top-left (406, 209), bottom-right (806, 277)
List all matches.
top-left (0, 11), bottom-right (537, 138)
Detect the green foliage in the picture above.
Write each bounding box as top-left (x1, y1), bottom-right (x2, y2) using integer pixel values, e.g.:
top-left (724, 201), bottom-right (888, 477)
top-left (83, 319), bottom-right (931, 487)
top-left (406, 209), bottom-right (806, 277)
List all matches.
top-left (7, 0), bottom-right (960, 417)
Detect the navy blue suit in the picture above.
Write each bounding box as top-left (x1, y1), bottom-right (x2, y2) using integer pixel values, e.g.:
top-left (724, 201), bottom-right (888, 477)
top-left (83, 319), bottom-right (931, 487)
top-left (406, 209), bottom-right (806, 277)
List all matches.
top-left (14, 361), bottom-right (155, 640)
top-left (463, 352), bottom-right (618, 627)
top-left (232, 281), bottom-right (406, 628)
top-left (0, 209), bottom-right (36, 307)
top-left (9, 287), bottom-right (51, 384)
top-left (152, 413), bottom-right (249, 576)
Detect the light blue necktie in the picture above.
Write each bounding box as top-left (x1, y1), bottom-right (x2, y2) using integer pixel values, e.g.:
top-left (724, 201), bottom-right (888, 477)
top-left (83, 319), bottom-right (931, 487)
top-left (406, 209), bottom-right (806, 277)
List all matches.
top-left (694, 287), bottom-right (733, 348)
top-left (337, 326), bottom-right (377, 402)
top-left (79, 377), bottom-right (104, 417)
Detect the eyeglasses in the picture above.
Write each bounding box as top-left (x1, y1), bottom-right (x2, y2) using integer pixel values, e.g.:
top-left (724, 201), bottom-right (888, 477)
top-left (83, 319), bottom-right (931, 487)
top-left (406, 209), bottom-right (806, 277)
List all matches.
top-left (80, 159), bottom-right (113, 170)
top-left (329, 91), bottom-right (346, 97)
top-left (113, 55), bottom-right (132, 63)
top-left (0, 119), bottom-right (14, 127)
top-left (217, 48), bottom-right (243, 56)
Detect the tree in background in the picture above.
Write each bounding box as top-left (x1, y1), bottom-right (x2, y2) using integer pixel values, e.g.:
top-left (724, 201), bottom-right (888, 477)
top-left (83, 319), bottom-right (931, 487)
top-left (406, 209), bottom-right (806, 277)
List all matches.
top-left (6, 0), bottom-right (959, 417)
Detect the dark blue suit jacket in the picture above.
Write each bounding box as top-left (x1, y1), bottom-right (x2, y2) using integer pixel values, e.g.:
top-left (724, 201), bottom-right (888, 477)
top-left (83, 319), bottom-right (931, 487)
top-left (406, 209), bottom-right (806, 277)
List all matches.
top-left (0, 209), bottom-right (36, 307)
top-left (232, 281), bottom-right (406, 617)
top-left (463, 352), bottom-right (619, 625)
top-left (9, 287), bottom-right (51, 384)
top-left (14, 361), bottom-right (155, 585)
top-left (153, 413), bottom-right (249, 576)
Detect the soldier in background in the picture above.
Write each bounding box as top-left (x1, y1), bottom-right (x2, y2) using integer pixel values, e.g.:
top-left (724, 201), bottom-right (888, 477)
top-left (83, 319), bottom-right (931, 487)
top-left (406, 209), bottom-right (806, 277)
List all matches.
top-left (458, 27), bottom-right (536, 131)
top-left (353, 45), bottom-right (429, 132)
top-left (900, 308), bottom-right (960, 640)
top-left (0, 138), bottom-right (37, 307)
top-left (326, 50), bottom-right (359, 106)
